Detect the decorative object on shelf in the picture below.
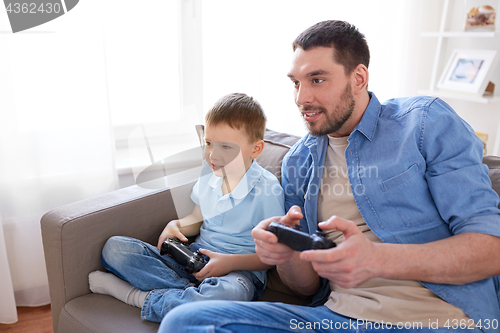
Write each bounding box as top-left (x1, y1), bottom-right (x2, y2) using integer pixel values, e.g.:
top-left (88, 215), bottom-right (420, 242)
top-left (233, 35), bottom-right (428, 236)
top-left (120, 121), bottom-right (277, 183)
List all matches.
top-left (476, 131), bottom-right (489, 155)
top-left (437, 49), bottom-right (498, 96)
top-left (465, 4), bottom-right (496, 31)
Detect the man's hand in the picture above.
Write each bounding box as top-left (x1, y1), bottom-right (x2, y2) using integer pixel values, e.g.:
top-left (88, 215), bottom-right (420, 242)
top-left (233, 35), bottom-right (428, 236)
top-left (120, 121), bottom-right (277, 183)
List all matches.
top-left (252, 206), bottom-right (304, 265)
top-left (300, 216), bottom-right (382, 289)
top-left (192, 249), bottom-right (232, 281)
top-left (157, 220), bottom-right (188, 250)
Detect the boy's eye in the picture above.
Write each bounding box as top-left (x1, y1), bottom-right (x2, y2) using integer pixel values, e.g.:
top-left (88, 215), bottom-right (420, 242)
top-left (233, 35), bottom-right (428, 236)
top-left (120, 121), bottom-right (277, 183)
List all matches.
top-left (222, 145), bottom-right (232, 150)
top-left (205, 141), bottom-right (212, 146)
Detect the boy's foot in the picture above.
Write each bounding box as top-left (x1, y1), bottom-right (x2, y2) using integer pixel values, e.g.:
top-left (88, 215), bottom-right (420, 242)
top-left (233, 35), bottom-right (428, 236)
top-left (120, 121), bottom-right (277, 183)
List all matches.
top-left (88, 270), bottom-right (149, 308)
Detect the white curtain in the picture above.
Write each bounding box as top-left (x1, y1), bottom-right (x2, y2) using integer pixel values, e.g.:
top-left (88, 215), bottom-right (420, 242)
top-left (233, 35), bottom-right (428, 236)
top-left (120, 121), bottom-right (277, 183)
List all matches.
top-left (0, 216), bottom-right (17, 324)
top-left (0, 0), bottom-right (195, 324)
top-left (0, 1), bottom-right (116, 324)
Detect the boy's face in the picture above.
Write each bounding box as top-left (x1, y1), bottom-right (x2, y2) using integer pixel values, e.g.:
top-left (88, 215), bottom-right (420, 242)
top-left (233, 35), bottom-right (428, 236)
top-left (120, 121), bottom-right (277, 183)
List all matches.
top-left (204, 123), bottom-right (258, 178)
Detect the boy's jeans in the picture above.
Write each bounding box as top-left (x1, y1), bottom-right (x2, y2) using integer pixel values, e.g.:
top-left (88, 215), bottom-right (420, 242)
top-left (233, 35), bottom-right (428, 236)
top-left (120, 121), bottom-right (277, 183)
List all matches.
top-left (101, 236), bottom-right (264, 323)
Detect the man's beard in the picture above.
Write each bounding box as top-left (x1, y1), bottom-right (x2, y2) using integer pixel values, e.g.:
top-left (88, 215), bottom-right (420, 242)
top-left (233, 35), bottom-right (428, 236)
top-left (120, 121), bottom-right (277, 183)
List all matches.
top-left (302, 83), bottom-right (355, 137)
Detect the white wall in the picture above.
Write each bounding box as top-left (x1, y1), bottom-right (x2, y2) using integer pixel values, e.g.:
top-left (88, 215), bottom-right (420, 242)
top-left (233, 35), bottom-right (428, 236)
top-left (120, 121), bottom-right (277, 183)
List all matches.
top-left (201, 0), bottom-right (442, 137)
top-left (202, 0), bottom-right (500, 155)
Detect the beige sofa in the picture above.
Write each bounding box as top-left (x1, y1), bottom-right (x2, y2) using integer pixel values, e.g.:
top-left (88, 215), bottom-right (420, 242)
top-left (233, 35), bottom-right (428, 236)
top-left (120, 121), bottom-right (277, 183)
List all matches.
top-left (41, 128), bottom-right (500, 333)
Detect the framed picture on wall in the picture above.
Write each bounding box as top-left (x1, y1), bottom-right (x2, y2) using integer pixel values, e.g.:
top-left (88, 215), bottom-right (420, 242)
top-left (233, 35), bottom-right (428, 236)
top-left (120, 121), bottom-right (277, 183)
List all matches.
top-left (437, 49), bottom-right (498, 95)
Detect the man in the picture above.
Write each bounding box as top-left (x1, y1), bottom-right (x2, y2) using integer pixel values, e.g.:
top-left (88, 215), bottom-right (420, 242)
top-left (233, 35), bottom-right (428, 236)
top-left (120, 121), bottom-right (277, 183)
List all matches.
top-left (159, 20), bottom-right (500, 332)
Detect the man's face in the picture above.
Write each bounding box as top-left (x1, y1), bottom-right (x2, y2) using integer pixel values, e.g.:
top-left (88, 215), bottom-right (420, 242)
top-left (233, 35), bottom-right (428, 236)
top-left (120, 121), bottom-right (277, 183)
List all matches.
top-left (288, 46), bottom-right (355, 137)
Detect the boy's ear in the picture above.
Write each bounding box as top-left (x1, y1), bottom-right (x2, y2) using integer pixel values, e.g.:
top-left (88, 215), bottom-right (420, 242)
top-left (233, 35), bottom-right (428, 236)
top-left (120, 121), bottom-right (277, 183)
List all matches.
top-left (250, 140), bottom-right (265, 159)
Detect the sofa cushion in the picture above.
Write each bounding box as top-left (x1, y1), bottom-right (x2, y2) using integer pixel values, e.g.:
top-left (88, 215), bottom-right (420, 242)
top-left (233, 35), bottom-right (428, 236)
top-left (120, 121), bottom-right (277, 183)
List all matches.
top-left (59, 294), bottom-right (159, 333)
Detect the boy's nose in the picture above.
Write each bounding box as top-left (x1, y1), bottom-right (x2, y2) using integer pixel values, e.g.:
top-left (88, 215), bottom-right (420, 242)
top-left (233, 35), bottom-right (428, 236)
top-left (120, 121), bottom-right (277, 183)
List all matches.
top-left (209, 148), bottom-right (221, 161)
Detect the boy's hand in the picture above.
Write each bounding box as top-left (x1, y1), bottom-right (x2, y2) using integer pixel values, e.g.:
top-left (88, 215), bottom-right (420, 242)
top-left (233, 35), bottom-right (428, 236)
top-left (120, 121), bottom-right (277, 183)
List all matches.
top-left (157, 220), bottom-right (188, 250)
top-left (192, 249), bottom-right (232, 281)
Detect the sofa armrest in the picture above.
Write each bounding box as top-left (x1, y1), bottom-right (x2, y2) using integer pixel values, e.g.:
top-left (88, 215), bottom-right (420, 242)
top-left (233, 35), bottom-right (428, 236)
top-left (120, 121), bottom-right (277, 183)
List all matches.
top-left (41, 182), bottom-right (195, 332)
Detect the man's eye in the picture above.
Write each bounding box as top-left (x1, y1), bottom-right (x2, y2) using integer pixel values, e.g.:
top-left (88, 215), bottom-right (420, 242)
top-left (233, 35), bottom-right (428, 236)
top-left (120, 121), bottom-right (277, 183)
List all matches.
top-left (291, 80), bottom-right (299, 87)
top-left (313, 78), bottom-right (324, 84)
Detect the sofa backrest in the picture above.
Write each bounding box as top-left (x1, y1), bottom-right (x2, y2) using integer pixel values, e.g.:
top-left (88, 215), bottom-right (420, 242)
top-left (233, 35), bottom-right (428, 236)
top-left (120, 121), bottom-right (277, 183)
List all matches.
top-left (256, 129), bottom-right (301, 183)
top-left (195, 126), bottom-right (500, 208)
top-left (483, 155), bottom-right (500, 207)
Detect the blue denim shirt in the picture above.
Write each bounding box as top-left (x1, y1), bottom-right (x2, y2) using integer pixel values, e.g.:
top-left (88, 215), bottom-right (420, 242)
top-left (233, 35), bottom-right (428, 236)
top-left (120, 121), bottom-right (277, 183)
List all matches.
top-left (281, 93), bottom-right (500, 330)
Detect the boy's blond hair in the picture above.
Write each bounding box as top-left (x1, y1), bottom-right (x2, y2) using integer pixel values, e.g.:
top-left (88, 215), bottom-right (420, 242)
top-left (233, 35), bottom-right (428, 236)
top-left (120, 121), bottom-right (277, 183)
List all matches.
top-left (205, 93), bottom-right (266, 143)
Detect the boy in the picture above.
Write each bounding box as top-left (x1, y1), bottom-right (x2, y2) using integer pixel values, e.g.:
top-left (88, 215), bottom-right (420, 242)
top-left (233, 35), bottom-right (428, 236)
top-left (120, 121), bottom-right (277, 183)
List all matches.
top-left (88, 93), bottom-right (285, 322)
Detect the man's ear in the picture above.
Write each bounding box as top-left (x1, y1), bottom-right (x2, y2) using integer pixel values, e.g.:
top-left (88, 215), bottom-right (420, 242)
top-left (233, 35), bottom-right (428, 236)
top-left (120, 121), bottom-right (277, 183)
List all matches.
top-left (351, 64), bottom-right (369, 93)
top-left (251, 140), bottom-right (265, 159)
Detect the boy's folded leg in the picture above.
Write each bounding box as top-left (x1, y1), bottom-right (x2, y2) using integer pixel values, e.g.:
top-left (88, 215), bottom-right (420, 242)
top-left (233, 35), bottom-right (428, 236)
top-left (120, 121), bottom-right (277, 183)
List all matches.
top-left (101, 236), bottom-right (198, 291)
top-left (89, 270), bottom-right (149, 308)
top-left (141, 271), bottom-right (256, 322)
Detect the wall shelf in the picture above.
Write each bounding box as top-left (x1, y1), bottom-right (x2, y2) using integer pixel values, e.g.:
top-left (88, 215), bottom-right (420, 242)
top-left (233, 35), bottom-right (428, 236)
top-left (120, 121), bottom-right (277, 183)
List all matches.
top-left (420, 0), bottom-right (500, 155)
top-left (418, 89), bottom-right (500, 104)
top-left (421, 31), bottom-right (497, 38)
top-left (421, 0), bottom-right (499, 94)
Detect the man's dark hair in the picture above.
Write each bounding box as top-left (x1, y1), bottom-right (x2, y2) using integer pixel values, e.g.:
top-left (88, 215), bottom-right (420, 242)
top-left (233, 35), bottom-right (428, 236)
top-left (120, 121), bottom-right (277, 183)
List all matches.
top-left (205, 93), bottom-right (266, 143)
top-left (292, 20), bottom-right (370, 74)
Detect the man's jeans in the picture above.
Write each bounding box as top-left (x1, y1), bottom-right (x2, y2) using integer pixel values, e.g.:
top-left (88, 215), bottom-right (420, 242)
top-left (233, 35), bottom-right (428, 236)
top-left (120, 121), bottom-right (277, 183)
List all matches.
top-left (101, 236), bottom-right (263, 322)
top-left (159, 300), bottom-right (483, 333)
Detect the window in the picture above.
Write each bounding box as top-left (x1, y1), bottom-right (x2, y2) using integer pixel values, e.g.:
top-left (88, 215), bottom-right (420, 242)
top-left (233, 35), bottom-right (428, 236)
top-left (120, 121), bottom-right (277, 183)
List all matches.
top-left (103, 0), bottom-right (203, 186)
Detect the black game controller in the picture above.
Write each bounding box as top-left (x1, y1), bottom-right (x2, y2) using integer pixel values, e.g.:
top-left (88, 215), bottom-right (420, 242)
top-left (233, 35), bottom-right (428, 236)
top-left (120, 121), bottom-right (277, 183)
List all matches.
top-left (267, 222), bottom-right (336, 252)
top-left (160, 238), bottom-right (207, 273)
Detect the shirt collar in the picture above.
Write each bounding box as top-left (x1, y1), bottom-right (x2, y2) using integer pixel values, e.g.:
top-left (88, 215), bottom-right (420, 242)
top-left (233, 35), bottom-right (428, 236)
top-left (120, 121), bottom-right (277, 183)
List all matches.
top-left (351, 92), bottom-right (381, 142)
top-left (208, 170), bottom-right (223, 192)
top-left (207, 160), bottom-right (261, 200)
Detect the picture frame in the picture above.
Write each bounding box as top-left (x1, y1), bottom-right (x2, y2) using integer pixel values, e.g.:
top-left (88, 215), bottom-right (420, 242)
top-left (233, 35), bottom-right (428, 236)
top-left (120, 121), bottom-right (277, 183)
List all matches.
top-left (437, 49), bottom-right (498, 95)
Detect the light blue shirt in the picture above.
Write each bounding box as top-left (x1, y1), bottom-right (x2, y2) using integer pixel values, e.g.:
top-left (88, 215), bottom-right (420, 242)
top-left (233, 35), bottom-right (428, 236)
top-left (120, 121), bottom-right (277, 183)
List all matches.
top-left (191, 160), bottom-right (285, 282)
top-left (282, 92), bottom-right (500, 330)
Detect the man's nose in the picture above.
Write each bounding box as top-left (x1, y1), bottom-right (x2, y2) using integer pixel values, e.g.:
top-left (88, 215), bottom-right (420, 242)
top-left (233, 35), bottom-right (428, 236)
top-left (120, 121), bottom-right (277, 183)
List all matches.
top-left (295, 84), bottom-right (312, 106)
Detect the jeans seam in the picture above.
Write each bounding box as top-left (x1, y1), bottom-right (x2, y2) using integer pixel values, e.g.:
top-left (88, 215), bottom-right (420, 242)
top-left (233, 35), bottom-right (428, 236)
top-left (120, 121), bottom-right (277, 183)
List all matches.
top-left (140, 290), bottom-right (155, 320)
top-left (219, 318), bottom-right (293, 331)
